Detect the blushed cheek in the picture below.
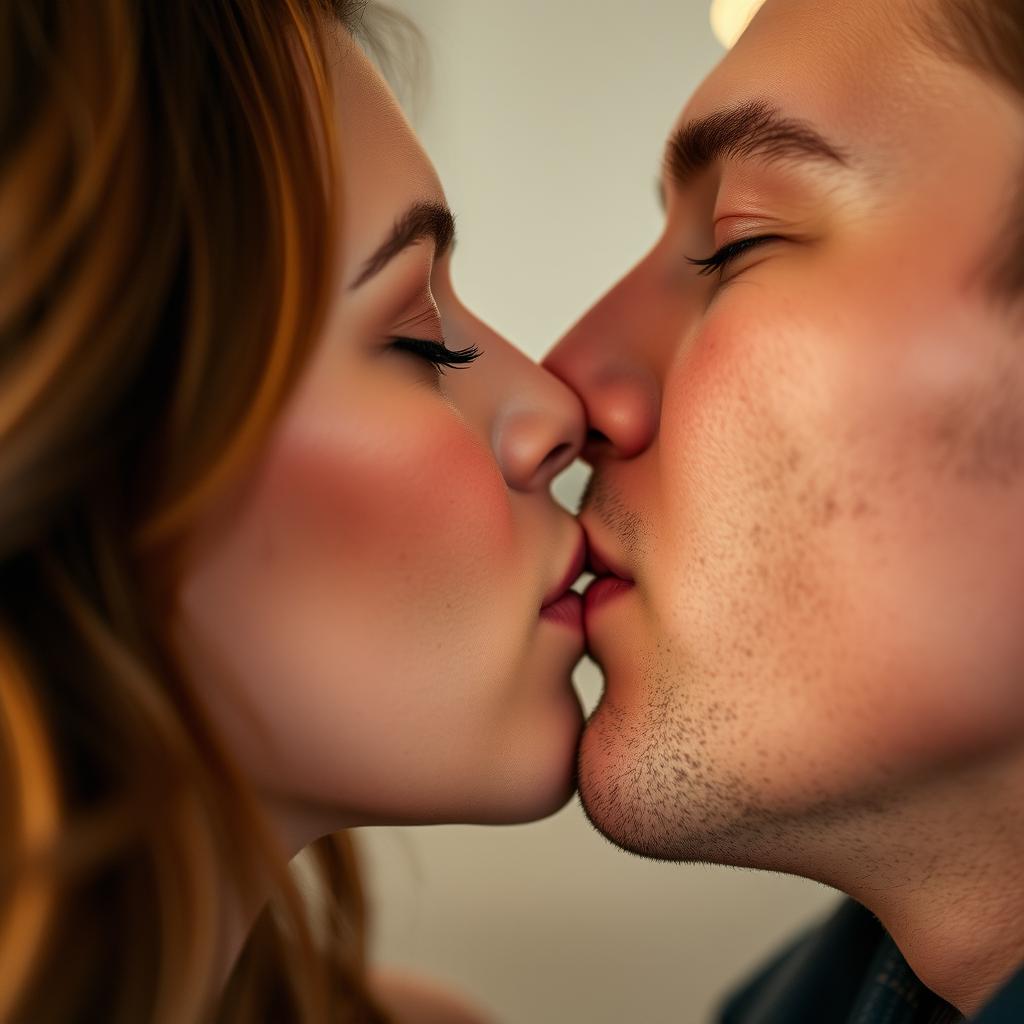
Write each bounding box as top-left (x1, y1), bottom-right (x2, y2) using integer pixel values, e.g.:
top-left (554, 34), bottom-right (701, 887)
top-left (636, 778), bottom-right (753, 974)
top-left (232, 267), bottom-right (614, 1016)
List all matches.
top-left (248, 402), bottom-right (517, 616)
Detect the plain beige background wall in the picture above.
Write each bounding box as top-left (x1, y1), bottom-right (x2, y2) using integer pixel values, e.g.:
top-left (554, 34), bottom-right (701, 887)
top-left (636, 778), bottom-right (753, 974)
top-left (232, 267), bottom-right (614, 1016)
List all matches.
top-left (358, 3), bottom-right (838, 1021)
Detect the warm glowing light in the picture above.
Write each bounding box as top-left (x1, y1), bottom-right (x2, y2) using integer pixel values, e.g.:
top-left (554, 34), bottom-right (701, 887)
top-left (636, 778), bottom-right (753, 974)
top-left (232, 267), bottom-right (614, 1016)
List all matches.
top-left (710, 0), bottom-right (768, 49)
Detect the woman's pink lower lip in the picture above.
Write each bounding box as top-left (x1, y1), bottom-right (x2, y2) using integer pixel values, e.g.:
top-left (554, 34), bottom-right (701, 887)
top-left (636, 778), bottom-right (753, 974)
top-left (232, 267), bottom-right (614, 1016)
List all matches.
top-left (539, 591), bottom-right (584, 629)
top-left (583, 576), bottom-right (634, 618)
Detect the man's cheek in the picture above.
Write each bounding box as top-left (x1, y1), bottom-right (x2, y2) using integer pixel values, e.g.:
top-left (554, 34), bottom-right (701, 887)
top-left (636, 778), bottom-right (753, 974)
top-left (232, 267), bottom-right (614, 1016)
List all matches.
top-left (658, 336), bottom-right (782, 641)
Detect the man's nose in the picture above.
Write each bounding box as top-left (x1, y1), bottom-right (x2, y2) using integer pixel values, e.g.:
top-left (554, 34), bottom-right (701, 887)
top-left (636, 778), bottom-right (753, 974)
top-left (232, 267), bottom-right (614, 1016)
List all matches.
top-left (542, 284), bottom-right (661, 463)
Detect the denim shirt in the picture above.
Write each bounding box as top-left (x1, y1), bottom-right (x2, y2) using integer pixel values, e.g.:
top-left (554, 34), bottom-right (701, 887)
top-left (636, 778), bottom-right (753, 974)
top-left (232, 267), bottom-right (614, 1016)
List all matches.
top-left (717, 899), bottom-right (1024, 1024)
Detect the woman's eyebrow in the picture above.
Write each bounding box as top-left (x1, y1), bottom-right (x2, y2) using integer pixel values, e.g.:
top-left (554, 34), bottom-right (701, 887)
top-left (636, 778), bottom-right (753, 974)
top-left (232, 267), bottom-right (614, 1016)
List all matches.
top-left (663, 99), bottom-right (849, 192)
top-left (350, 201), bottom-right (456, 289)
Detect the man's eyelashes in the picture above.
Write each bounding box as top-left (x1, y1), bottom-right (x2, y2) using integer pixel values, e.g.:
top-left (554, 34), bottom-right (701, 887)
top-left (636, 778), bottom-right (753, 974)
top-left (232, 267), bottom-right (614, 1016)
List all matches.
top-left (686, 234), bottom-right (784, 277)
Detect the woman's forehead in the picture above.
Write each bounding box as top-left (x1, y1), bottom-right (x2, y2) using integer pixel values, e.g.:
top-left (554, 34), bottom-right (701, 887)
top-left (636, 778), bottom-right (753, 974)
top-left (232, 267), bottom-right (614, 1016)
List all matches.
top-left (326, 32), bottom-right (445, 272)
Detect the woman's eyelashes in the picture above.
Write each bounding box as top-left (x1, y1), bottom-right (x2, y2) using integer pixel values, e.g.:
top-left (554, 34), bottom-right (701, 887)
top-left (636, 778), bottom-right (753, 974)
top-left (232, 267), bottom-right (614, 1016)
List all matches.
top-left (390, 336), bottom-right (482, 377)
top-left (686, 234), bottom-right (784, 279)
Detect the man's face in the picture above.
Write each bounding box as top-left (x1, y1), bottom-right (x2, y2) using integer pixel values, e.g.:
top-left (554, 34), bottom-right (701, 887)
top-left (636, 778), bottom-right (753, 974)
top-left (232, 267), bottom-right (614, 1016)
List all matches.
top-left (545, 0), bottom-right (1024, 873)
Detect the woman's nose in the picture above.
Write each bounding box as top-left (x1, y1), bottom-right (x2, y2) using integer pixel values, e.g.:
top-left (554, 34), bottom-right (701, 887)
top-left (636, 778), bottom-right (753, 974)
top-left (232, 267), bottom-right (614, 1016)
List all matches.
top-left (492, 369), bottom-right (585, 492)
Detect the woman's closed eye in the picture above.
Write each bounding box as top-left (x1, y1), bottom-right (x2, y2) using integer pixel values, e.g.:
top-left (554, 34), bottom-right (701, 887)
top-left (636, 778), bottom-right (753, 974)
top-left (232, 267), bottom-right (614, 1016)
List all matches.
top-left (390, 336), bottom-right (481, 376)
top-left (686, 234), bottom-right (785, 279)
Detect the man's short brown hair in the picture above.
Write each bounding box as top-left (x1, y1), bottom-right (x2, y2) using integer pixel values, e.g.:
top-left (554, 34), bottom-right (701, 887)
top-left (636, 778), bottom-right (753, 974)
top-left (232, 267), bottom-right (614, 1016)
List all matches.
top-left (921, 0), bottom-right (1024, 301)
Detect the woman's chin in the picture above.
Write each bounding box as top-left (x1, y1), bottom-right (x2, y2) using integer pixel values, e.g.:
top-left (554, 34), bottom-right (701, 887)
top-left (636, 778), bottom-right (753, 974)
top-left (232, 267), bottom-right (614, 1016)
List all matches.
top-left (348, 774), bottom-right (578, 829)
top-left (479, 759), bottom-right (579, 825)
top-left (470, 691), bottom-right (584, 825)
top-left (376, 690), bottom-right (583, 827)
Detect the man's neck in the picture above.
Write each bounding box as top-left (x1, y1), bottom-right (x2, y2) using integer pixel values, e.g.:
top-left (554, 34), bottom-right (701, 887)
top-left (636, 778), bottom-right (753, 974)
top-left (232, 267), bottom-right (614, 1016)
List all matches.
top-left (869, 857), bottom-right (1024, 1015)
top-left (816, 751), bottom-right (1024, 1016)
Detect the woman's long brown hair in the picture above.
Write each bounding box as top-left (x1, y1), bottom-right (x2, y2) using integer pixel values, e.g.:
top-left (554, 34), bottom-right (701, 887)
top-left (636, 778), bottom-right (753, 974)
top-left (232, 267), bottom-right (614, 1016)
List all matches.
top-left (0, 1), bottom-right (388, 1020)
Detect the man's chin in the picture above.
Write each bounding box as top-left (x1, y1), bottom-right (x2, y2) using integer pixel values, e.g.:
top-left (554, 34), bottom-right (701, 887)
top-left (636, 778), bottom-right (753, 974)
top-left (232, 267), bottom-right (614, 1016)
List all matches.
top-left (577, 695), bottom-right (864, 884)
top-left (576, 689), bottom-right (770, 868)
top-left (575, 695), bottom-right (677, 860)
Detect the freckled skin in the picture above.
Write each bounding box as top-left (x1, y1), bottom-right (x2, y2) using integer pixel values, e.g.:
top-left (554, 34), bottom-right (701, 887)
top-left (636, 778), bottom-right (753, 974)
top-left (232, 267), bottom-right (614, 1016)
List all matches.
top-left (171, 34), bottom-right (586, 842)
top-left (548, 0), bottom-right (1024, 1012)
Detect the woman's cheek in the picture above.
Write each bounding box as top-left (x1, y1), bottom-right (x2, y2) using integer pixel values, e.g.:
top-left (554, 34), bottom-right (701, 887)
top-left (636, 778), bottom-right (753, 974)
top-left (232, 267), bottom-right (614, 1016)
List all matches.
top-left (258, 395), bottom-right (518, 619)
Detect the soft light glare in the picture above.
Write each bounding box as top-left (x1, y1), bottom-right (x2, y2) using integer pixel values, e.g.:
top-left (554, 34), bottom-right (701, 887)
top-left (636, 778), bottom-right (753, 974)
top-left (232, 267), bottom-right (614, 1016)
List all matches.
top-left (710, 0), bottom-right (768, 49)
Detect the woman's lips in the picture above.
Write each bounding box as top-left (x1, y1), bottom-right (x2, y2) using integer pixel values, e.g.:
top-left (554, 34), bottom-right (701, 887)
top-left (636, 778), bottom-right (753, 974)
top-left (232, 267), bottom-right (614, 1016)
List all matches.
top-left (539, 534), bottom-right (586, 630)
top-left (540, 590), bottom-right (584, 629)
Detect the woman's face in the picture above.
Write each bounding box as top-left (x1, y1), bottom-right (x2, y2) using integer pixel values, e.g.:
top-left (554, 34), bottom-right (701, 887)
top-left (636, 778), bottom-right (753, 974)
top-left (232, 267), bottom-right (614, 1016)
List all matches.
top-left (172, 33), bottom-right (586, 840)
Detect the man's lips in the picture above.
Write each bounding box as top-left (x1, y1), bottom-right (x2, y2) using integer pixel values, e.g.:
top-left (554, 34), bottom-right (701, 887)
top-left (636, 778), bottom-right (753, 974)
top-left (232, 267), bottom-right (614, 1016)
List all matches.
top-left (582, 530), bottom-right (633, 584)
top-left (583, 575), bottom-right (634, 618)
top-left (581, 530), bottom-right (635, 619)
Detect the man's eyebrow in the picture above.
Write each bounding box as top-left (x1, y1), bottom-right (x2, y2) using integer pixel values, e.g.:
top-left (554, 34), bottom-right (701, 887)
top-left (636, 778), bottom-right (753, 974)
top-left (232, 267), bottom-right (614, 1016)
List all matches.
top-left (350, 200), bottom-right (456, 289)
top-left (663, 99), bottom-right (848, 191)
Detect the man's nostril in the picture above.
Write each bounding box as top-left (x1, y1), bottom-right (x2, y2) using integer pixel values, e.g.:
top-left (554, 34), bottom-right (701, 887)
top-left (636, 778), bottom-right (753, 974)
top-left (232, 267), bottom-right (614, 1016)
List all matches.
top-left (586, 428), bottom-right (610, 445)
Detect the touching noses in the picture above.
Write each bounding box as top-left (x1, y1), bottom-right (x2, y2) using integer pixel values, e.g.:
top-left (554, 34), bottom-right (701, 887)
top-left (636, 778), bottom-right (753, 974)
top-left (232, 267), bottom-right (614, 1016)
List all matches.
top-left (542, 287), bottom-right (661, 463)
